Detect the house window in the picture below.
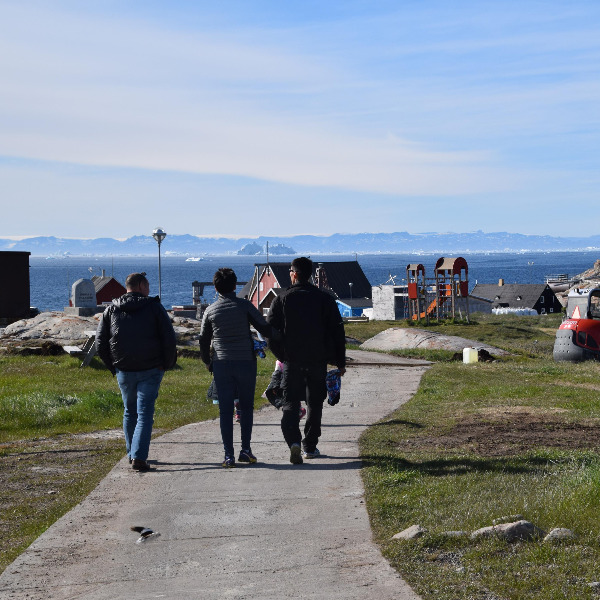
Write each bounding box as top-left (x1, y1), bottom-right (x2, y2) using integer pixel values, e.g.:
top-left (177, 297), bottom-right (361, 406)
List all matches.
top-left (540, 296), bottom-right (545, 303)
top-left (550, 308), bottom-right (553, 313)
top-left (259, 282), bottom-right (263, 291)
top-left (540, 308), bottom-right (546, 314)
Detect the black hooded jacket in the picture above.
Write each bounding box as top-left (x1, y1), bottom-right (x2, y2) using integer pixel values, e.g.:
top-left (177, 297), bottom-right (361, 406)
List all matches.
top-left (266, 283), bottom-right (346, 369)
top-left (96, 292), bottom-right (177, 374)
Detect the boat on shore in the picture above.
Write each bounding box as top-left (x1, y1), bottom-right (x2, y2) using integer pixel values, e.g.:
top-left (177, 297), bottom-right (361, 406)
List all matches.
top-left (545, 273), bottom-right (579, 293)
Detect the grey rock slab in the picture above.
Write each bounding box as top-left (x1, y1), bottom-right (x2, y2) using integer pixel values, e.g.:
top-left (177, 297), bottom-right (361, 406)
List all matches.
top-left (392, 525), bottom-right (427, 540)
top-left (360, 327), bottom-right (509, 355)
top-left (471, 520), bottom-right (546, 542)
top-left (0, 350), bottom-right (426, 600)
top-left (0, 311), bottom-right (100, 343)
top-left (544, 527), bottom-right (576, 542)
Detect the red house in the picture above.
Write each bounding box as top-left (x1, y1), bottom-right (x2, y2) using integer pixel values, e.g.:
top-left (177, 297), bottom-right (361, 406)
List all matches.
top-left (92, 272), bottom-right (126, 305)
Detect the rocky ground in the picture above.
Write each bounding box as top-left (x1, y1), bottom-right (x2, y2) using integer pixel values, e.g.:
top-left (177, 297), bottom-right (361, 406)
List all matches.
top-left (0, 312), bottom-right (202, 353)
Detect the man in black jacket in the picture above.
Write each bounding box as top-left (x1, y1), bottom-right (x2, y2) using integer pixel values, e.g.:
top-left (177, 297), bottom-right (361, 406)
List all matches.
top-left (267, 257), bottom-right (346, 464)
top-left (96, 273), bottom-right (177, 471)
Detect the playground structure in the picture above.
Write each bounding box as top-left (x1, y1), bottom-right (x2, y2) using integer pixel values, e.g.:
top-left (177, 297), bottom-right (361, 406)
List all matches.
top-left (406, 257), bottom-right (470, 322)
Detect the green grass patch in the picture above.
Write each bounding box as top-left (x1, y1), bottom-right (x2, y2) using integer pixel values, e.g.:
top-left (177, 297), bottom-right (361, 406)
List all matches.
top-left (359, 316), bottom-right (600, 600)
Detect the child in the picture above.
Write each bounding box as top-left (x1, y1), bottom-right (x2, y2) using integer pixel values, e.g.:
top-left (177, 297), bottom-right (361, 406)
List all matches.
top-left (264, 360), bottom-right (306, 419)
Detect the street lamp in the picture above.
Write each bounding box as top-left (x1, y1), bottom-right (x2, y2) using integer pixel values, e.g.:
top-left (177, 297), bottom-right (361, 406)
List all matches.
top-left (152, 227), bottom-right (167, 300)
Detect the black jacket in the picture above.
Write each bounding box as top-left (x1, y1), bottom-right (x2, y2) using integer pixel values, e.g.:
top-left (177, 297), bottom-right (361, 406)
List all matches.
top-left (266, 283), bottom-right (346, 369)
top-left (96, 293), bottom-right (177, 374)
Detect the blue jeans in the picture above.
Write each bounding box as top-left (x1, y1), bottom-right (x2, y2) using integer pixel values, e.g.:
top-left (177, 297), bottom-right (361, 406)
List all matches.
top-left (116, 368), bottom-right (164, 462)
top-left (212, 360), bottom-right (257, 457)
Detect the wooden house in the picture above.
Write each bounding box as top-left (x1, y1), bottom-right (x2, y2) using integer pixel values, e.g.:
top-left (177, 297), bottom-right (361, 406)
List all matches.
top-left (91, 272), bottom-right (126, 305)
top-left (238, 261), bottom-right (372, 317)
top-left (470, 281), bottom-right (562, 314)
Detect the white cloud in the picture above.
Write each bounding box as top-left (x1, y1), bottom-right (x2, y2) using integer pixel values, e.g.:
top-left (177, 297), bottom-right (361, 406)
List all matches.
top-left (0, 1), bottom-right (512, 197)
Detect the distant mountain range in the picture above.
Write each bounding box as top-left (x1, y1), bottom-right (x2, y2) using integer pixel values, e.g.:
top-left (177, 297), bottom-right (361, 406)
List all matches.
top-left (2, 231), bottom-right (600, 256)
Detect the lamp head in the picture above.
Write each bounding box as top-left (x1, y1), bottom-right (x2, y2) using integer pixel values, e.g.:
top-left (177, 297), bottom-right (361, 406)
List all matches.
top-left (152, 227), bottom-right (167, 244)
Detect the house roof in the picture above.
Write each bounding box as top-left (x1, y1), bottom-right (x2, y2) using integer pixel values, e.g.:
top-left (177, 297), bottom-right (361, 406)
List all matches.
top-left (471, 283), bottom-right (551, 308)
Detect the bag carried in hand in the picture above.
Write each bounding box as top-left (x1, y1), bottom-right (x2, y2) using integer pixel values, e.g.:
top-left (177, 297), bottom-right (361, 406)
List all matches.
top-left (206, 378), bottom-right (218, 403)
top-left (326, 369), bottom-right (341, 406)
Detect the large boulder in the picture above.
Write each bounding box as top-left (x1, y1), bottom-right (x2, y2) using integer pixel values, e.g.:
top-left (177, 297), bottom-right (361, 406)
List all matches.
top-left (1, 312), bottom-right (100, 344)
top-left (360, 327), bottom-right (508, 355)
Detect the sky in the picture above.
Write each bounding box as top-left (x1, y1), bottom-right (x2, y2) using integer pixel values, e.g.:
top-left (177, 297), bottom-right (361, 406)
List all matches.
top-left (1, 0), bottom-right (599, 239)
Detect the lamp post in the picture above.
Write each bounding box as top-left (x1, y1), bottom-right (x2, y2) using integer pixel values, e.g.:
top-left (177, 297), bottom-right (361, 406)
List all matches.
top-left (152, 227), bottom-right (167, 300)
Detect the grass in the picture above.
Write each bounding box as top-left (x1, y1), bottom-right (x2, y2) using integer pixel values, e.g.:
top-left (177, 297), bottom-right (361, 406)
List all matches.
top-left (0, 352), bottom-right (275, 572)
top-left (355, 315), bottom-right (600, 600)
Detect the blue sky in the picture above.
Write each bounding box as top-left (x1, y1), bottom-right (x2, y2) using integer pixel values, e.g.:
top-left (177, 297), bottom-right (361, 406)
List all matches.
top-left (1, 1), bottom-right (599, 239)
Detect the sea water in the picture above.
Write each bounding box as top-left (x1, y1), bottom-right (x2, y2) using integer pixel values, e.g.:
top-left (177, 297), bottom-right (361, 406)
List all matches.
top-left (29, 251), bottom-right (600, 313)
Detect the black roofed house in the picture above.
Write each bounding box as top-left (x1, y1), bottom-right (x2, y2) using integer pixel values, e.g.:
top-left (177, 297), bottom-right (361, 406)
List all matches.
top-left (470, 280), bottom-right (562, 314)
top-left (238, 261), bottom-right (372, 317)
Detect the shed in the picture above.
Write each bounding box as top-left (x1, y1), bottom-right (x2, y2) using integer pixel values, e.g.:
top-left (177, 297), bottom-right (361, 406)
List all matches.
top-left (0, 251), bottom-right (31, 322)
top-left (91, 273), bottom-right (126, 305)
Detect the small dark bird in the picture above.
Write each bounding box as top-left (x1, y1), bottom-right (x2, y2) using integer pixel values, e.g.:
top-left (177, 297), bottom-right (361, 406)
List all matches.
top-left (130, 526), bottom-right (155, 539)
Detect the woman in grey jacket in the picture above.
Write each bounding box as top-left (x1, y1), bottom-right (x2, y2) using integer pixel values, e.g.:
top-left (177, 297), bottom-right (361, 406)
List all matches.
top-left (199, 268), bottom-right (279, 467)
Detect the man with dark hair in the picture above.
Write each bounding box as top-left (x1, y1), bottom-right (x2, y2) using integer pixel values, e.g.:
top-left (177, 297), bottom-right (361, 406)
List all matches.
top-left (200, 268), bottom-right (280, 467)
top-left (267, 257), bottom-right (346, 464)
top-left (96, 273), bottom-right (177, 472)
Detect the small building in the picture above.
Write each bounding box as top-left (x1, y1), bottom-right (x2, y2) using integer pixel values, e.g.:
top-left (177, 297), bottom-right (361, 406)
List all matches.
top-left (239, 261), bottom-right (372, 316)
top-left (91, 271), bottom-right (126, 305)
top-left (471, 281), bottom-right (562, 314)
top-left (0, 251), bottom-right (31, 323)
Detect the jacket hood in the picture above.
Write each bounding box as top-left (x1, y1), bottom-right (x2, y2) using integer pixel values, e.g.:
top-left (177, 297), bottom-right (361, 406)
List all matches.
top-left (112, 292), bottom-right (160, 313)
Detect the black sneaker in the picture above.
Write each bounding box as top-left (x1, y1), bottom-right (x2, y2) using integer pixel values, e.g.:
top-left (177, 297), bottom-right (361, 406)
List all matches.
top-left (131, 459), bottom-right (151, 472)
top-left (222, 455), bottom-right (236, 468)
top-left (289, 443), bottom-right (303, 464)
top-left (238, 449), bottom-right (257, 464)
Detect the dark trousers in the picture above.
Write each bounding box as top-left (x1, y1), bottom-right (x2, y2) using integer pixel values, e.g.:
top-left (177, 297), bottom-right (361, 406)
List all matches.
top-left (281, 362), bottom-right (327, 451)
top-left (212, 360), bottom-right (257, 457)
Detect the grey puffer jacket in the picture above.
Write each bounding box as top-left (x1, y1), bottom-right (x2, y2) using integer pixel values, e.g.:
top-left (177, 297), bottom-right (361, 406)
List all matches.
top-left (96, 293), bottom-right (177, 374)
top-left (199, 293), bottom-right (279, 364)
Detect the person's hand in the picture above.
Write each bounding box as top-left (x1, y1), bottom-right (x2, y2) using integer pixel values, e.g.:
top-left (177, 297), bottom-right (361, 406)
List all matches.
top-left (339, 367), bottom-right (346, 376)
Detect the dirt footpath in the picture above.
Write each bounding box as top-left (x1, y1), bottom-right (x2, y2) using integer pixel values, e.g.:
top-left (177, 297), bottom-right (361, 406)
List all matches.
top-left (0, 350), bottom-right (429, 600)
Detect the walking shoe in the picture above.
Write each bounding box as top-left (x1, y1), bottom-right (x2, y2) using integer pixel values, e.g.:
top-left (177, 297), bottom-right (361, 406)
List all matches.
top-left (238, 449), bottom-right (257, 464)
top-left (299, 406), bottom-right (307, 420)
top-left (222, 455), bottom-right (236, 468)
top-left (302, 448), bottom-right (321, 459)
top-left (289, 443), bottom-right (303, 464)
top-left (131, 459), bottom-right (151, 471)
